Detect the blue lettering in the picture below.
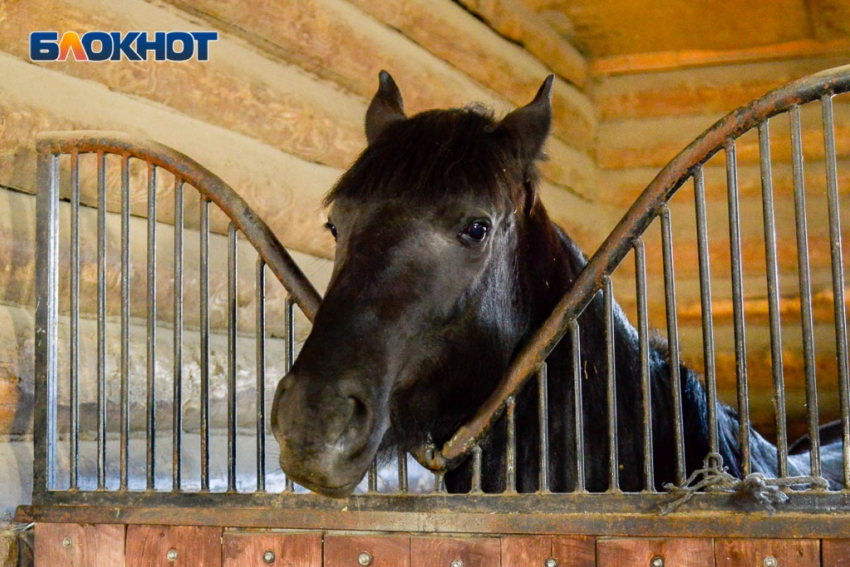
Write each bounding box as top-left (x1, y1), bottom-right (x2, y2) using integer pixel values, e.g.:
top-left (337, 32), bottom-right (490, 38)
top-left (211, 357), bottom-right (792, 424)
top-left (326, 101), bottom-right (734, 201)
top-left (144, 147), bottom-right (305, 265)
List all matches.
top-left (166, 31), bottom-right (194, 62)
top-left (136, 31), bottom-right (166, 61)
top-left (191, 31), bottom-right (217, 61)
top-left (30, 32), bottom-right (59, 61)
top-left (81, 31), bottom-right (112, 61)
top-left (110, 31), bottom-right (142, 61)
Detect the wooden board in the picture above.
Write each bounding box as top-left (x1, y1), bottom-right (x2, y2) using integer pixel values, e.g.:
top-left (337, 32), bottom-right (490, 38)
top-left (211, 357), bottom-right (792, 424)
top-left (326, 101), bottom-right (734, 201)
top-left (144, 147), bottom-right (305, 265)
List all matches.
top-left (597, 538), bottom-right (714, 567)
top-left (222, 531), bottom-right (322, 567)
top-left (410, 536), bottom-right (500, 567)
top-left (125, 525), bottom-right (221, 567)
top-left (34, 523), bottom-right (125, 567)
top-left (324, 535), bottom-right (410, 567)
top-left (501, 536), bottom-right (551, 565)
top-left (501, 535), bottom-right (595, 566)
top-left (552, 536), bottom-right (596, 566)
top-left (715, 539), bottom-right (820, 567)
top-left (823, 540), bottom-right (850, 566)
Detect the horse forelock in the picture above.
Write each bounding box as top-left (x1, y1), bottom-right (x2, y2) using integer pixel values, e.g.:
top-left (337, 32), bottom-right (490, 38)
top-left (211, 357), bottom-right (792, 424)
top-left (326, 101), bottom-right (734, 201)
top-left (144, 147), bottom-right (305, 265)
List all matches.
top-left (324, 105), bottom-right (535, 212)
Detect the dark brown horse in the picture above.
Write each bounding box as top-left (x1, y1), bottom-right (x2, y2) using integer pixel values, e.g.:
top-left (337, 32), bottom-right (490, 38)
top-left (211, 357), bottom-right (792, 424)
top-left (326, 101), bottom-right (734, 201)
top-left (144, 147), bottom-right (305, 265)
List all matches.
top-left (271, 72), bottom-right (844, 497)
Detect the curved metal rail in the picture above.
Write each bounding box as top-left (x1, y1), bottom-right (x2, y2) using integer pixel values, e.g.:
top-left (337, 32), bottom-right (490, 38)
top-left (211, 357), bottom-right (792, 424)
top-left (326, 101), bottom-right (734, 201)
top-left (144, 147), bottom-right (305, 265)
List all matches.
top-left (33, 131), bottom-right (321, 499)
top-left (420, 64), bottom-right (850, 472)
top-left (35, 131), bottom-right (322, 319)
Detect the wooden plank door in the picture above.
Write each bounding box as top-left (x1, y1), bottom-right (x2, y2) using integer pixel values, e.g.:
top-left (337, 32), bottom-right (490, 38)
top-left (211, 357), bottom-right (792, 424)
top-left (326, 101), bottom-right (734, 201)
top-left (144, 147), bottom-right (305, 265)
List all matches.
top-left (823, 540), bottom-right (850, 566)
top-left (34, 523), bottom-right (125, 567)
top-left (324, 535), bottom-right (410, 567)
top-left (410, 536), bottom-right (500, 567)
top-left (501, 535), bottom-right (595, 567)
top-left (222, 531), bottom-right (322, 567)
top-left (715, 539), bottom-right (819, 567)
top-left (597, 538), bottom-right (714, 567)
top-left (125, 525), bottom-right (222, 567)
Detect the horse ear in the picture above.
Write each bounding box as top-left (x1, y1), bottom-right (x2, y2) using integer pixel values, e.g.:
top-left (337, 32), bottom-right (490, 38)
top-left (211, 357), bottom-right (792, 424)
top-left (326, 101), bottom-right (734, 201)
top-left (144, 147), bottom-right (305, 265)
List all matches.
top-left (494, 75), bottom-right (554, 164)
top-left (365, 70), bottom-right (406, 144)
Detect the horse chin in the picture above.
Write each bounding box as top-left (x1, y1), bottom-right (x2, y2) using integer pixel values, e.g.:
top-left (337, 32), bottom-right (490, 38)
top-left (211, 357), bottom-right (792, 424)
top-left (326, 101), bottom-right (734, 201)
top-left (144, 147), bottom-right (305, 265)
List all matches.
top-left (283, 469), bottom-right (361, 498)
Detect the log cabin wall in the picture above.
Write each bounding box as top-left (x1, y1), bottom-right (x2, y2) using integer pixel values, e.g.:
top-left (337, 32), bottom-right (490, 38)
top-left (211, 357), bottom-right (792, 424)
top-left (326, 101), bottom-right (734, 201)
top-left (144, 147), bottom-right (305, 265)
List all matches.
top-left (0, 0), bottom-right (849, 536)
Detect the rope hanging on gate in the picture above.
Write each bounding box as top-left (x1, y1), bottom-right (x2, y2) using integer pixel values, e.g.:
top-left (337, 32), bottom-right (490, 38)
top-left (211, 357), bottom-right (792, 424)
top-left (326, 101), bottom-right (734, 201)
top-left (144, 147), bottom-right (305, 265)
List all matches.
top-left (660, 452), bottom-right (830, 515)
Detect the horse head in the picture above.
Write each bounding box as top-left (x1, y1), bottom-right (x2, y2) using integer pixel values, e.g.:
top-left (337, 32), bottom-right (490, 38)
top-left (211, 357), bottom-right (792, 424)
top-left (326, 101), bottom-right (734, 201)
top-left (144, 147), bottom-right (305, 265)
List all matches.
top-left (271, 71), bottom-right (557, 497)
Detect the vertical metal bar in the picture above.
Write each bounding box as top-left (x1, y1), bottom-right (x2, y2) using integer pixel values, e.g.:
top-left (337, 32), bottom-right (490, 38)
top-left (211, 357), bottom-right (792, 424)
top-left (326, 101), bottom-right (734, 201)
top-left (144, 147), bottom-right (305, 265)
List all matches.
top-left (791, 105), bottom-right (821, 478)
top-left (69, 152), bottom-right (80, 491)
top-left (634, 238), bottom-right (654, 491)
top-left (398, 449), bottom-right (408, 494)
top-left (96, 152), bottom-right (107, 491)
top-left (823, 95), bottom-right (850, 489)
top-left (505, 395), bottom-right (517, 493)
top-left (434, 472), bottom-right (446, 493)
top-left (146, 163), bottom-right (157, 491)
top-left (660, 205), bottom-right (685, 484)
top-left (255, 258), bottom-right (266, 492)
top-left (120, 155), bottom-right (130, 491)
top-left (726, 140), bottom-right (750, 476)
top-left (604, 276), bottom-right (619, 492)
top-left (537, 363), bottom-right (550, 493)
top-left (367, 459), bottom-right (378, 493)
top-left (471, 445), bottom-right (483, 494)
top-left (284, 295), bottom-right (295, 493)
top-left (759, 121), bottom-right (789, 479)
top-left (199, 197), bottom-right (211, 491)
top-left (227, 223), bottom-right (238, 493)
top-left (34, 151), bottom-right (59, 498)
top-left (694, 166), bottom-right (719, 456)
top-left (172, 179), bottom-right (183, 492)
top-left (570, 321), bottom-right (585, 492)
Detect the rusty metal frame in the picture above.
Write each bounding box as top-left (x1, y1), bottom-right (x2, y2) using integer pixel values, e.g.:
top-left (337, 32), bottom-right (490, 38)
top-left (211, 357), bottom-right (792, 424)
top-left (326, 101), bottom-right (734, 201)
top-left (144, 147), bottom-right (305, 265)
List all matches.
top-left (17, 67), bottom-right (850, 538)
top-left (421, 64), bottom-right (850, 471)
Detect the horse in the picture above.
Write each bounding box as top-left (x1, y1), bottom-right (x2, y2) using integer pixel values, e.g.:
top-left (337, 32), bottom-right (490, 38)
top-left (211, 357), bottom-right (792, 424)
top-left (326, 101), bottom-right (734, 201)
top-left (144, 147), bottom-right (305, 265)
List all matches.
top-left (271, 71), bottom-right (844, 497)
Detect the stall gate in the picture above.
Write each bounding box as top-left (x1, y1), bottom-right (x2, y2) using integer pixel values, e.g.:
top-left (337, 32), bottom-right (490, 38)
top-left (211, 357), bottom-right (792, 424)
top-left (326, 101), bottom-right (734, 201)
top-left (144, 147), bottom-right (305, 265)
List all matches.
top-left (15, 66), bottom-right (850, 565)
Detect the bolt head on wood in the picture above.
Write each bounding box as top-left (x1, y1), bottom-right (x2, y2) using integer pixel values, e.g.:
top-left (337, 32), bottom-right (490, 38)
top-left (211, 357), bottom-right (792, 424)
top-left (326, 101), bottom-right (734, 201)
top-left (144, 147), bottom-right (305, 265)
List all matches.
top-left (166, 548), bottom-right (178, 562)
top-left (62, 538), bottom-right (71, 548)
top-left (358, 551), bottom-right (373, 566)
top-left (545, 558), bottom-right (558, 567)
top-left (451, 560), bottom-right (463, 567)
top-left (764, 557), bottom-right (778, 567)
top-left (263, 549), bottom-right (275, 563)
top-left (651, 557), bottom-right (664, 567)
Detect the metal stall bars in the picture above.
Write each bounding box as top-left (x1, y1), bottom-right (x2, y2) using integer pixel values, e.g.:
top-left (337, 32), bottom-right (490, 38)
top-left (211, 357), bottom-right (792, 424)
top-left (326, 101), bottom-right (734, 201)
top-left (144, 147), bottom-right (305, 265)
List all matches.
top-left (31, 132), bottom-right (320, 505)
top-left (415, 66), bottom-right (850, 517)
top-left (18, 66), bottom-right (850, 539)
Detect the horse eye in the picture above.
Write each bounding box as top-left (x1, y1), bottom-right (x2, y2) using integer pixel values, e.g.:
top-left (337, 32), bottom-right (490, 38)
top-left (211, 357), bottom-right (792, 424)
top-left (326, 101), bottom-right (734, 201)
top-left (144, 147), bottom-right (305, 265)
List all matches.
top-left (325, 222), bottom-right (338, 240)
top-left (460, 221), bottom-right (490, 243)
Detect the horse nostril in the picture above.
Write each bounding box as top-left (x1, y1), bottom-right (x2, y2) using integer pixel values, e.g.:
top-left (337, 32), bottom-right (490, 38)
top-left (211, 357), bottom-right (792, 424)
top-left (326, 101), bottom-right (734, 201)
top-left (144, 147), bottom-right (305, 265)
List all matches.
top-left (340, 395), bottom-right (373, 453)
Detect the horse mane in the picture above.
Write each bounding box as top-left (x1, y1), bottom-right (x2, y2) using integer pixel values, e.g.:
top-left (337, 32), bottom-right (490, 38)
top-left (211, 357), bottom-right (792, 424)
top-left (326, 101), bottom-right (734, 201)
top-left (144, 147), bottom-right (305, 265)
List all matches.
top-left (325, 105), bottom-right (536, 211)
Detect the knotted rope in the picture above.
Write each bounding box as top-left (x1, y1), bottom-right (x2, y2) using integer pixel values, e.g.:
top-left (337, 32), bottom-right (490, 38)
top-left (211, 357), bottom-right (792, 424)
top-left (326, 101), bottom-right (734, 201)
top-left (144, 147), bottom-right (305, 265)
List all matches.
top-left (661, 452), bottom-right (830, 514)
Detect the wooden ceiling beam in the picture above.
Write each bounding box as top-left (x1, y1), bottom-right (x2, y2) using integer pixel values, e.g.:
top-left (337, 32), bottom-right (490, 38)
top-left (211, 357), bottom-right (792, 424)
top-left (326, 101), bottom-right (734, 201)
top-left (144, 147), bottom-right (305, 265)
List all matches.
top-left (591, 39), bottom-right (850, 77)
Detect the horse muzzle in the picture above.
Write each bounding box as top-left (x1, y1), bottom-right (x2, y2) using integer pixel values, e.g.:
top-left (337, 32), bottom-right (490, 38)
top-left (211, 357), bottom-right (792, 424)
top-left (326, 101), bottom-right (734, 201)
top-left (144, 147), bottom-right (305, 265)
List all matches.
top-left (271, 371), bottom-right (386, 497)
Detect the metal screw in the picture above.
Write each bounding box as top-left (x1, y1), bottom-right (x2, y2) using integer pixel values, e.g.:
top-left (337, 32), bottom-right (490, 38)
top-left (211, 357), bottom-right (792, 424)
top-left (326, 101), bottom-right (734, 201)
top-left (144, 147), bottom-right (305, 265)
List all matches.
top-left (651, 557), bottom-right (664, 567)
top-left (358, 551), bottom-right (373, 566)
top-left (62, 537), bottom-right (71, 548)
top-left (764, 557), bottom-right (778, 567)
top-left (451, 560), bottom-right (464, 567)
top-left (263, 549), bottom-right (276, 564)
top-left (545, 558), bottom-right (558, 567)
top-left (166, 548), bottom-right (178, 562)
